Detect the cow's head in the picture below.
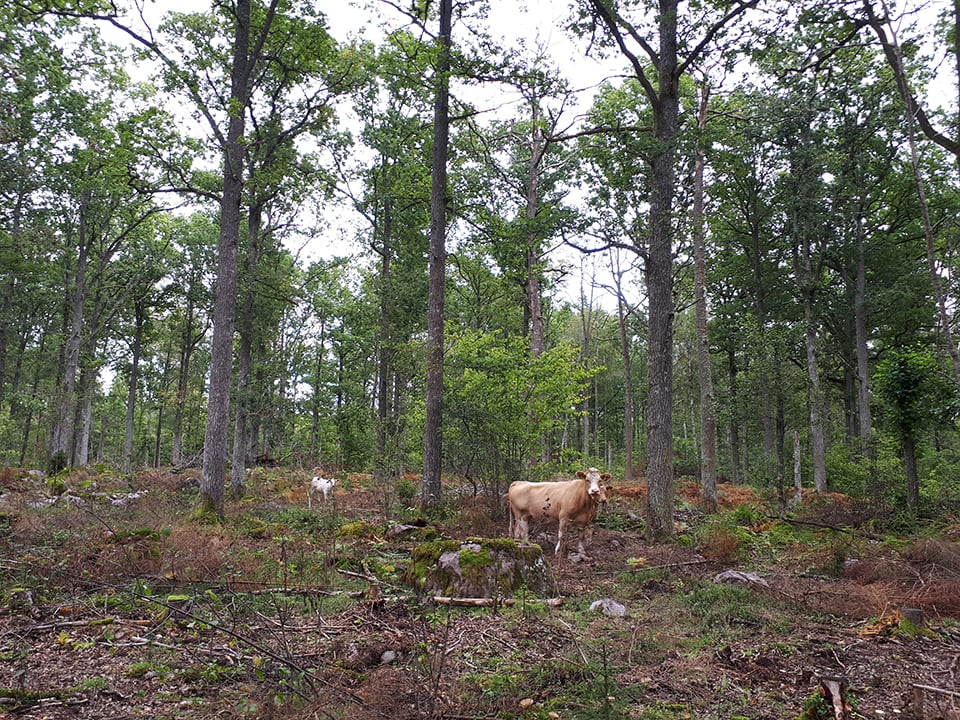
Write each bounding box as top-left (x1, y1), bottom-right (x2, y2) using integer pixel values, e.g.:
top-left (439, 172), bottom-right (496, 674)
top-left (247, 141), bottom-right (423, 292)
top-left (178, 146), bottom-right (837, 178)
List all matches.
top-left (577, 467), bottom-right (611, 500)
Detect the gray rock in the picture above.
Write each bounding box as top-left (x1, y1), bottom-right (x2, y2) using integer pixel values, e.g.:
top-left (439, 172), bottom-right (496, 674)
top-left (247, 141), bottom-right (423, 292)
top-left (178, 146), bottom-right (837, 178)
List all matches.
top-left (590, 598), bottom-right (627, 616)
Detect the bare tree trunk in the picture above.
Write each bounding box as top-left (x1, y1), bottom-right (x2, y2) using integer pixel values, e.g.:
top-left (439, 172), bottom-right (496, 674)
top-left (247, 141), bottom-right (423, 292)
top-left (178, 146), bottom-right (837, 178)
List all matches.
top-left (375, 201), bottom-right (394, 484)
top-left (201, 0), bottom-right (252, 517)
top-left (231, 205), bottom-right (262, 500)
top-left (422, 0), bottom-right (452, 509)
top-left (903, 434), bottom-right (920, 514)
top-left (526, 103), bottom-right (545, 359)
top-left (612, 262), bottom-right (634, 482)
top-left (793, 429), bottom-right (802, 505)
top-left (579, 270), bottom-right (595, 458)
top-left (692, 81), bottom-right (717, 514)
top-left (728, 350), bottom-right (740, 485)
top-left (154, 342), bottom-right (171, 467)
top-left (19, 333), bottom-right (45, 465)
top-left (525, 103), bottom-right (550, 464)
top-left (172, 304), bottom-right (202, 468)
top-left (123, 301), bottom-right (146, 471)
top-left (50, 191), bottom-right (91, 472)
top-left (311, 340), bottom-right (324, 461)
top-left (643, 38), bottom-right (680, 540)
top-left (76, 368), bottom-right (94, 466)
top-left (792, 118), bottom-right (828, 495)
top-left (802, 295), bottom-right (828, 494)
top-left (854, 226), bottom-right (874, 457)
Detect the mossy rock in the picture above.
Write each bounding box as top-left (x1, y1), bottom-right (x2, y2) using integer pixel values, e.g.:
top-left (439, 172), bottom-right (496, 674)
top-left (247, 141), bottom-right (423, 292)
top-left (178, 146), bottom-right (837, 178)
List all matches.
top-left (405, 537), bottom-right (553, 599)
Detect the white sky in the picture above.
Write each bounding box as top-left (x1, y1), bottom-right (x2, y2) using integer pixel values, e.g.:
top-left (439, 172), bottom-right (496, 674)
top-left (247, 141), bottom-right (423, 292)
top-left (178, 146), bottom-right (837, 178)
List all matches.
top-left (110, 0), bottom-right (952, 312)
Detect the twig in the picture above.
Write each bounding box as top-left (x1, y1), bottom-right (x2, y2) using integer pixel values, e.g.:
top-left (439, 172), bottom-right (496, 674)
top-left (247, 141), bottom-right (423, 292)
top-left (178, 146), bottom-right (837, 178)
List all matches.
top-left (770, 515), bottom-right (884, 541)
top-left (634, 558), bottom-right (713, 571)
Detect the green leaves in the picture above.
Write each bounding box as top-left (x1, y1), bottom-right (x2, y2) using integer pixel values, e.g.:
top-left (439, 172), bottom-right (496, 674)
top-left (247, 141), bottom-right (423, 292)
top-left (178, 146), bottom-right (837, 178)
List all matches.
top-left (444, 330), bottom-right (597, 472)
top-left (873, 345), bottom-right (959, 446)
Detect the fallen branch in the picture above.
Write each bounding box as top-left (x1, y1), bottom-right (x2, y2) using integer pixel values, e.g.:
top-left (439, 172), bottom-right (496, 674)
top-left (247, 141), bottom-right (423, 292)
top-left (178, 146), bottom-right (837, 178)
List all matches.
top-left (635, 558), bottom-right (713, 571)
top-left (770, 516), bottom-right (884, 541)
top-left (431, 596), bottom-right (563, 607)
top-left (912, 684), bottom-right (960, 720)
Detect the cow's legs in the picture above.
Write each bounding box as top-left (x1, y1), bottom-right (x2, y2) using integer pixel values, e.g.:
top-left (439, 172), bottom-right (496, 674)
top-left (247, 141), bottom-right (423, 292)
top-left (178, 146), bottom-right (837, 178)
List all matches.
top-left (577, 524), bottom-right (593, 555)
top-left (516, 516), bottom-right (530, 542)
top-left (555, 517), bottom-right (568, 555)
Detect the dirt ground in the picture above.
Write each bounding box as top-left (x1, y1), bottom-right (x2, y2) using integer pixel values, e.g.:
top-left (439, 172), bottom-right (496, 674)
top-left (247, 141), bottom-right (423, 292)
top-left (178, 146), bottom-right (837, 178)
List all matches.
top-left (0, 468), bottom-right (959, 720)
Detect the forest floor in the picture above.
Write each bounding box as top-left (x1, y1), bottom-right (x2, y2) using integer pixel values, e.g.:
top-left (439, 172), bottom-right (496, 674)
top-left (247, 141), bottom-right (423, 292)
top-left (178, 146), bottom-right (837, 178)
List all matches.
top-left (0, 465), bottom-right (959, 720)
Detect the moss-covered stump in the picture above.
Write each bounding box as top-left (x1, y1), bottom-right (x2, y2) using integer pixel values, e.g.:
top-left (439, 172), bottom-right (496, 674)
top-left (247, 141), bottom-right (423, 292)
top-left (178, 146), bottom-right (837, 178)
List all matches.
top-left (405, 537), bottom-right (554, 598)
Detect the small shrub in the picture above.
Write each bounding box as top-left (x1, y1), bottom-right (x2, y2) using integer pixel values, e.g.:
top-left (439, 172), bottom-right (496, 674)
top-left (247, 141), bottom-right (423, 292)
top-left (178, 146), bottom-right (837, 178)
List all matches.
top-left (395, 477), bottom-right (418, 506)
top-left (695, 519), bottom-right (750, 563)
top-left (337, 521), bottom-right (374, 538)
top-left (727, 503), bottom-right (766, 527)
top-left (46, 476), bottom-right (66, 496)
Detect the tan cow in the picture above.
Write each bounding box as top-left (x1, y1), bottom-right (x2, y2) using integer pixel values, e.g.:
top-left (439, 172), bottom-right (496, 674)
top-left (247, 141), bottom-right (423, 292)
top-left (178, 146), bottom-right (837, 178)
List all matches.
top-left (507, 467), bottom-right (611, 555)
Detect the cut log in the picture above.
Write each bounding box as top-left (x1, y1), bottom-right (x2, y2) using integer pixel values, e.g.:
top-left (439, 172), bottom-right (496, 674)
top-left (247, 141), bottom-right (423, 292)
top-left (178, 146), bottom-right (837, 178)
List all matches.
top-left (431, 596), bottom-right (563, 607)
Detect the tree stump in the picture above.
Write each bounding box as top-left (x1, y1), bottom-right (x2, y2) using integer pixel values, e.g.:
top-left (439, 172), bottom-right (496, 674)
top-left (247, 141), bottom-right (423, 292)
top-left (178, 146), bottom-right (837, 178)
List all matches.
top-left (405, 537), bottom-right (554, 599)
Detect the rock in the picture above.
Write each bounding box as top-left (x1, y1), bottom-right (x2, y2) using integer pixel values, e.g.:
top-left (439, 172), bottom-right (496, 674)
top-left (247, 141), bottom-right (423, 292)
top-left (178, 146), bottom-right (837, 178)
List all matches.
top-left (590, 598), bottom-right (626, 616)
top-left (406, 537), bottom-right (554, 599)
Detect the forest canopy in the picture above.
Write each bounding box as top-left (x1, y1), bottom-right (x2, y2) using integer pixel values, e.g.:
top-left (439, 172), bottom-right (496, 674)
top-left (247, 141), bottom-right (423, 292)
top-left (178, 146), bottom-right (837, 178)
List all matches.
top-left (1, 0), bottom-right (959, 524)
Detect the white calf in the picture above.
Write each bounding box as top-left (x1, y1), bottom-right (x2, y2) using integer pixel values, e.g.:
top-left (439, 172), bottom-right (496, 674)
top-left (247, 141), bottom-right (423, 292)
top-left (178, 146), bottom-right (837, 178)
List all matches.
top-left (308, 476), bottom-right (337, 509)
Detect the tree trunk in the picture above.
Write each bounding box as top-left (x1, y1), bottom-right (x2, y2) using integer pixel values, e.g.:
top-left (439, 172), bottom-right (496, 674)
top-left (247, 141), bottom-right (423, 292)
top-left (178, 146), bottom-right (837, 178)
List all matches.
top-left (903, 435), bottom-right (920, 515)
top-left (19, 332), bottom-right (45, 465)
top-left (172, 300), bottom-right (201, 468)
top-left (50, 190), bottom-right (92, 472)
top-left (728, 350), bottom-right (740, 485)
top-left (854, 226), bottom-right (873, 457)
top-left (422, 0), bottom-right (452, 509)
top-left (231, 204), bottom-right (262, 500)
top-left (200, 0), bottom-right (252, 518)
top-left (793, 429), bottom-right (802, 505)
top-left (75, 363), bottom-right (94, 466)
top-left (802, 291), bottom-right (828, 494)
top-left (692, 81), bottom-right (717, 514)
top-left (615, 279), bottom-right (634, 483)
top-left (526, 103), bottom-right (545, 359)
top-left (123, 301), bottom-right (146, 471)
top-left (154, 342), bottom-right (171, 467)
top-left (792, 119), bottom-right (827, 495)
top-left (375, 199), bottom-right (394, 485)
top-left (525, 104), bottom-right (550, 465)
top-left (311, 340), bottom-right (324, 461)
top-left (643, 0), bottom-right (681, 540)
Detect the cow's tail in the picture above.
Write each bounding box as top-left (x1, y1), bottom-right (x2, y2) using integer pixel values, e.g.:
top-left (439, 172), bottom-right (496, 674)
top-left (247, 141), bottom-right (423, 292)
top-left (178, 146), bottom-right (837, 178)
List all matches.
top-left (503, 492), bottom-right (513, 539)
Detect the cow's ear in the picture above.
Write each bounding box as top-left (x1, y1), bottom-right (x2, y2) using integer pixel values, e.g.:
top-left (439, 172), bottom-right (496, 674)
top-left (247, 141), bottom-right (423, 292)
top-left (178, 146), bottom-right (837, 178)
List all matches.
top-left (601, 473), bottom-right (611, 480)
top-left (576, 471), bottom-right (586, 478)
top-left (604, 485), bottom-right (613, 492)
